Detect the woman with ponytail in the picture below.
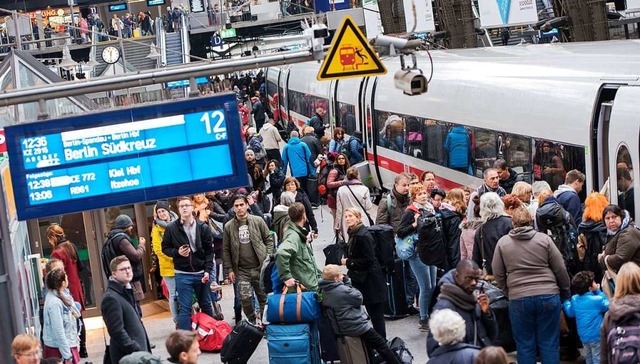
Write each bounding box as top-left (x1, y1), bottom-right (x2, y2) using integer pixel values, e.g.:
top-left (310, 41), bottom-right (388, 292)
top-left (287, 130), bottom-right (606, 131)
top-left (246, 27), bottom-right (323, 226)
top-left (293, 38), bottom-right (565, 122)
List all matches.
top-left (46, 224), bottom-right (87, 358)
top-left (43, 269), bottom-right (80, 364)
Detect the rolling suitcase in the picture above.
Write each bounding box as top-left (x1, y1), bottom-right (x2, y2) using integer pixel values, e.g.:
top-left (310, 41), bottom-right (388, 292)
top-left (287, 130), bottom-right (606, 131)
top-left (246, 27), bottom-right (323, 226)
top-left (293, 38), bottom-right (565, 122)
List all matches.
top-left (220, 320), bottom-right (263, 364)
top-left (384, 259), bottom-right (409, 319)
top-left (337, 336), bottom-right (370, 364)
top-left (317, 315), bottom-right (340, 363)
top-left (266, 323), bottom-right (321, 364)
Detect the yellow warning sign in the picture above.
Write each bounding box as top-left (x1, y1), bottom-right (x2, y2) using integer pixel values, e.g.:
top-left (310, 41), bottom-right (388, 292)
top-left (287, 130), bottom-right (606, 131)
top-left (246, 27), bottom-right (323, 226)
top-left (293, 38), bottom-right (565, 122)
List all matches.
top-left (317, 16), bottom-right (386, 81)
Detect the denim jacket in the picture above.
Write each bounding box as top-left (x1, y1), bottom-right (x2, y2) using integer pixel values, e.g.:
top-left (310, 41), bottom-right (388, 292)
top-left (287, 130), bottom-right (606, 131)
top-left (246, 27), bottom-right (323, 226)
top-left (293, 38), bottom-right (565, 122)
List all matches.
top-left (43, 290), bottom-right (79, 359)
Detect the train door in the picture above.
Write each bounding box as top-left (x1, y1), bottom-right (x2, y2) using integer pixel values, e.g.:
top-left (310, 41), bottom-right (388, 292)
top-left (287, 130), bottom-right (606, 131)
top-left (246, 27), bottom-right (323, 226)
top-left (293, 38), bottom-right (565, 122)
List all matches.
top-left (606, 87), bottom-right (640, 221)
top-left (328, 80), bottom-right (338, 131)
top-left (278, 66), bottom-right (291, 123)
top-left (362, 76), bottom-right (383, 190)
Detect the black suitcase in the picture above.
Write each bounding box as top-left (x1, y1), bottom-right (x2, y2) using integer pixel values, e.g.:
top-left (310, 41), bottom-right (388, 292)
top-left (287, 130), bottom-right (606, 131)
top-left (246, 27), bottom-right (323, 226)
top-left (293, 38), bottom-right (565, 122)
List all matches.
top-left (384, 259), bottom-right (409, 319)
top-left (307, 177), bottom-right (319, 205)
top-left (316, 315), bottom-right (340, 363)
top-left (220, 320), bottom-right (263, 364)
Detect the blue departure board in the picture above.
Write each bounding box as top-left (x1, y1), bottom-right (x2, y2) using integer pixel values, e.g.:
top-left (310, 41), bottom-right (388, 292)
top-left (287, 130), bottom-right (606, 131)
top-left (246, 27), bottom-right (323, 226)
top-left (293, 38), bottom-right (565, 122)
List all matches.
top-left (5, 93), bottom-right (248, 220)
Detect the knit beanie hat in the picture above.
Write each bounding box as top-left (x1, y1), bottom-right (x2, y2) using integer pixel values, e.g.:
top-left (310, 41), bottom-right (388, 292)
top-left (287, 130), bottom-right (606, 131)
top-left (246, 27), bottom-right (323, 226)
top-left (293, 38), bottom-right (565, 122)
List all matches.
top-left (113, 214), bottom-right (133, 230)
top-left (155, 200), bottom-right (171, 214)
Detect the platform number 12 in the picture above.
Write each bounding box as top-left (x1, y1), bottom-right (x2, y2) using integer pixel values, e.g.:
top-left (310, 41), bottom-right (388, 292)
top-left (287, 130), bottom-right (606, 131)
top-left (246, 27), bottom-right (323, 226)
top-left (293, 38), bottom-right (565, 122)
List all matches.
top-left (200, 110), bottom-right (226, 134)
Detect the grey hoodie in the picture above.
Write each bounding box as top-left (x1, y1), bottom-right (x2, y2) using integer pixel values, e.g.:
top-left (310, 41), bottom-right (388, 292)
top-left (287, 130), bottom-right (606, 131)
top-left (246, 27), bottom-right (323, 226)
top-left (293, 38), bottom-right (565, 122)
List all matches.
top-left (318, 278), bottom-right (372, 336)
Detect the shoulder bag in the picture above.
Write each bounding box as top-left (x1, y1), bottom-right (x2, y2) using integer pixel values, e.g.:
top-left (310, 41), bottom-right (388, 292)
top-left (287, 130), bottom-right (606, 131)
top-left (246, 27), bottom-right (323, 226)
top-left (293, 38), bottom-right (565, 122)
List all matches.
top-left (346, 185), bottom-right (374, 225)
top-left (602, 257), bottom-right (618, 299)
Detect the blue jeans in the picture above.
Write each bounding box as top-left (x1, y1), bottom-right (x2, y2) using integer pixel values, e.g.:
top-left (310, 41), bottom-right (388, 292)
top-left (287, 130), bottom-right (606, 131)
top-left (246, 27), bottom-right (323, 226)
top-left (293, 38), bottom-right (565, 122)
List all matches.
top-left (583, 341), bottom-right (600, 364)
top-left (407, 256), bottom-right (437, 320)
top-left (509, 294), bottom-right (561, 364)
top-left (175, 272), bottom-right (214, 330)
top-left (404, 262), bottom-right (418, 306)
top-left (163, 276), bottom-right (178, 324)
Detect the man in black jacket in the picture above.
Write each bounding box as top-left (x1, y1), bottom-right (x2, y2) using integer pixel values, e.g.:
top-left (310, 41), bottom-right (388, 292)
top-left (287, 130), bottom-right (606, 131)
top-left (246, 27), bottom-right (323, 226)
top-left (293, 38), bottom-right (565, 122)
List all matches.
top-left (102, 256), bottom-right (151, 364)
top-left (162, 196), bottom-right (215, 330)
top-left (494, 159), bottom-right (522, 194)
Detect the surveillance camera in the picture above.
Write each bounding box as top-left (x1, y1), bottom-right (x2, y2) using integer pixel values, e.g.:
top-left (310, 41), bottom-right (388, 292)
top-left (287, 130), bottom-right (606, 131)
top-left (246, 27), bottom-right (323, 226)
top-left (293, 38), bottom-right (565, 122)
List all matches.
top-left (371, 35), bottom-right (422, 53)
top-left (394, 69), bottom-right (428, 96)
top-left (305, 24), bottom-right (329, 60)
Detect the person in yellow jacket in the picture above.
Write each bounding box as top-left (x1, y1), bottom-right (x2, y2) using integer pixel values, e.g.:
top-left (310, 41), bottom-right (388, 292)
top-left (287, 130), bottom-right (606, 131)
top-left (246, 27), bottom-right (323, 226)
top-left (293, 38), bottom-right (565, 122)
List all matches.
top-left (151, 200), bottom-right (179, 324)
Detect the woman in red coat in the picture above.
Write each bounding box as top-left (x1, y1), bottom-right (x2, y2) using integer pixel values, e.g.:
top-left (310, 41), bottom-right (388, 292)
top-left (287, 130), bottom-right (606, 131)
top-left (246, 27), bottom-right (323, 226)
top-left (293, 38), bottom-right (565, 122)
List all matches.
top-left (46, 224), bottom-right (87, 358)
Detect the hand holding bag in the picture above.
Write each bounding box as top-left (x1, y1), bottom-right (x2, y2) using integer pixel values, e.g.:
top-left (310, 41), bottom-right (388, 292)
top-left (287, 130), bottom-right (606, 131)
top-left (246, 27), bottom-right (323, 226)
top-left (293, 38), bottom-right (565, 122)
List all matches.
top-left (323, 235), bottom-right (346, 265)
top-left (266, 283), bottom-right (321, 323)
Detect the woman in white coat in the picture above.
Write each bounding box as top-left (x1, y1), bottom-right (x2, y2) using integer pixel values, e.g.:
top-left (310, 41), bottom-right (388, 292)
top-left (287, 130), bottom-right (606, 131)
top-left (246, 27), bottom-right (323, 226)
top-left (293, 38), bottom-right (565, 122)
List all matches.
top-left (335, 166), bottom-right (373, 239)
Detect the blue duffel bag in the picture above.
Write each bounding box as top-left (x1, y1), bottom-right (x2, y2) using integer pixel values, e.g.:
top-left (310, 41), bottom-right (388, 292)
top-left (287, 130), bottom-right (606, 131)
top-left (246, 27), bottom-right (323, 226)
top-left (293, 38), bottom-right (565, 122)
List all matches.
top-left (267, 283), bottom-right (321, 323)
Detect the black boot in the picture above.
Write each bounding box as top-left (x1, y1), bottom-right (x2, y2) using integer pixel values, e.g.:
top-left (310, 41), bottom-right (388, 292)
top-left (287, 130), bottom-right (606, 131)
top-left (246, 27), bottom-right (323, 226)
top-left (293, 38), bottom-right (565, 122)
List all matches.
top-left (79, 347), bottom-right (88, 358)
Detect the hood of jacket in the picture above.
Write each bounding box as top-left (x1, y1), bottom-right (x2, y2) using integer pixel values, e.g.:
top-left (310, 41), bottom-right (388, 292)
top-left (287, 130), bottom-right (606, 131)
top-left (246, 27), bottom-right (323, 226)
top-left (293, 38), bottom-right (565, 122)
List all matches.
top-left (154, 211), bottom-right (178, 229)
top-left (507, 226), bottom-right (537, 240)
top-left (608, 294), bottom-right (640, 321)
top-left (608, 210), bottom-right (632, 236)
top-left (554, 184), bottom-right (576, 198)
top-left (461, 218), bottom-right (483, 230)
top-left (287, 136), bottom-right (302, 145)
top-left (450, 126), bottom-right (467, 135)
top-left (438, 268), bottom-right (456, 287)
top-left (578, 219), bottom-right (606, 234)
top-left (318, 278), bottom-right (340, 292)
top-left (107, 228), bottom-right (129, 239)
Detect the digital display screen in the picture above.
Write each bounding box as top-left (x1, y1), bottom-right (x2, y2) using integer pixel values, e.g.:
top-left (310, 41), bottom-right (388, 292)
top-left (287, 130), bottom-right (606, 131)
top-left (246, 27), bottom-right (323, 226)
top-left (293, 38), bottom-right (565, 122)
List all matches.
top-left (108, 3), bottom-right (128, 11)
top-left (165, 76), bottom-right (209, 89)
top-left (5, 93), bottom-right (247, 220)
top-left (147, 0), bottom-right (166, 5)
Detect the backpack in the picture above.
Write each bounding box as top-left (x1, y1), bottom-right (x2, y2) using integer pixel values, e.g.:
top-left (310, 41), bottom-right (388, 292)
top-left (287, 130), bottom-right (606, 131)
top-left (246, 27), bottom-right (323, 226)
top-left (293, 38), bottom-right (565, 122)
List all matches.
top-left (317, 157), bottom-right (334, 198)
top-left (191, 312), bottom-right (232, 352)
top-left (101, 232), bottom-right (127, 279)
top-left (606, 313), bottom-right (640, 364)
top-left (413, 208), bottom-right (448, 271)
top-left (367, 224), bottom-right (395, 274)
top-left (248, 136), bottom-right (266, 160)
top-left (546, 215), bottom-right (580, 275)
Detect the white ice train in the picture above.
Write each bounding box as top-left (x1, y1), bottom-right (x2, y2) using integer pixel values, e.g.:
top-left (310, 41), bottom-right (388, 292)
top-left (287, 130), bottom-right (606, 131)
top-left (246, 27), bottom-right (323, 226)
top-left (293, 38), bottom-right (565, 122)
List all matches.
top-left (265, 40), bottom-right (640, 215)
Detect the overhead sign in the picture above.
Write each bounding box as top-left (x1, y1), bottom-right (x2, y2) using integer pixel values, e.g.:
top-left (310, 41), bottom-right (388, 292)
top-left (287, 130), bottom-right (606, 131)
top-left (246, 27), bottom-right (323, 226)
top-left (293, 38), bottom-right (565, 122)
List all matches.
top-left (404, 0), bottom-right (435, 33)
top-left (190, 0), bottom-right (206, 13)
top-left (477, 0), bottom-right (537, 27)
top-left (5, 94), bottom-right (248, 220)
top-left (317, 16), bottom-right (386, 81)
top-left (108, 3), bottom-right (128, 12)
top-left (147, 0), bottom-right (166, 5)
top-left (220, 28), bottom-right (236, 39)
top-left (165, 76), bottom-right (210, 89)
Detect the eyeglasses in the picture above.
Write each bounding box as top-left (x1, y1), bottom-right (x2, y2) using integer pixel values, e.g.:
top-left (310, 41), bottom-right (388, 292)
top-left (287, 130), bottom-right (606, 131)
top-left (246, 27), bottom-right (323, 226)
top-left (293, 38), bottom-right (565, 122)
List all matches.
top-left (18, 349), bottom-right (41, 358)
top-left (178, 204), bottom-right (193, 209)
top-left (117, 266), bottom-right (132, 272)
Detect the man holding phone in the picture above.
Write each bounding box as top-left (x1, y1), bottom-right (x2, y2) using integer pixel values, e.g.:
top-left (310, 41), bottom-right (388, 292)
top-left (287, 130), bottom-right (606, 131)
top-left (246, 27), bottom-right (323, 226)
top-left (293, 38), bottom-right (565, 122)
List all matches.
top-left (162, 196), bottom-right (216, 330)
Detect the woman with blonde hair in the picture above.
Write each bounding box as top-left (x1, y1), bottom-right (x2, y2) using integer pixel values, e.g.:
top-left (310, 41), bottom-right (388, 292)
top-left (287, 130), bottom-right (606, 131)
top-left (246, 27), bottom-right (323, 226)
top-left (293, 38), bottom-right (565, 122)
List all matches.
top-left (512, 181), bottom-right (533, 206)
top-left (578, 192), bottom-right (609, 282)
top-left (599, 262), bottom-right (640, 363)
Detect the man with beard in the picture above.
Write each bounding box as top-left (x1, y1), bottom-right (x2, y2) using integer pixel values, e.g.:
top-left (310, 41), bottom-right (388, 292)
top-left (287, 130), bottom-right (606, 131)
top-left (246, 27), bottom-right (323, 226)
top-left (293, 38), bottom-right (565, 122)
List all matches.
top-left (427, 260), bottom-right (497, 355)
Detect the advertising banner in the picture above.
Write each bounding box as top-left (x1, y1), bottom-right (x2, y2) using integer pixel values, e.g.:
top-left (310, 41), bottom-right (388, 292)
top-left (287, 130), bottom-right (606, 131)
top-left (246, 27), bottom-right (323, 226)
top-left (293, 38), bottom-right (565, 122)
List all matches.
top-left (478, 0), bottom-right (538, 27)
top-left (404, 0), bottom-right (435, 33)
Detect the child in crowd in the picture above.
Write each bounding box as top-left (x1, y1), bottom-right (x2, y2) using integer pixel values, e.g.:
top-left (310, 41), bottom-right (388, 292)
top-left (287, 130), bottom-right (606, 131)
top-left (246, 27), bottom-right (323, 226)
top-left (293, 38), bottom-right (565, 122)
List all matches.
top-left (562, 271), bottom-right (609, 364)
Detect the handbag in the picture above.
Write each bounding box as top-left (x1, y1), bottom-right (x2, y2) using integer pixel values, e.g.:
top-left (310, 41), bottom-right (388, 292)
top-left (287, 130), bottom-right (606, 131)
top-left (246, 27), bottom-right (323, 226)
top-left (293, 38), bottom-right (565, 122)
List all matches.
top-left (208, 218), bottom-right (224, 240)
top-left (601, 257), bottom-right (617, 299)
top-left (394, 234), bottom-right (416, 261)
top-left (323, 234), bottom-right (346, 265)
top-left (266, 283), bottom-right (321, 323)
top-left (346, 185), bottom-right (374, 225)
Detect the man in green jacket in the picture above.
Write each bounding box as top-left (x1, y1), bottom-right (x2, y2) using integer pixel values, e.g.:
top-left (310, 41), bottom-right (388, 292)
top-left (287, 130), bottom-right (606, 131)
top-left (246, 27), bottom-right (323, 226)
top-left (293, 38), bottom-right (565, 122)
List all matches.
top-left (276, 202), bottom-right (322, 292)
top-left (222, 194), bottom-right (274, 323)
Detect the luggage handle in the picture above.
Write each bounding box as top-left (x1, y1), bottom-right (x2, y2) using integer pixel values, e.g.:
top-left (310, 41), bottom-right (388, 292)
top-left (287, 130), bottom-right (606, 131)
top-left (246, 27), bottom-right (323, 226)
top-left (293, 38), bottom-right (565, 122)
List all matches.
top-left (279, 282), bottom-right (306, 322)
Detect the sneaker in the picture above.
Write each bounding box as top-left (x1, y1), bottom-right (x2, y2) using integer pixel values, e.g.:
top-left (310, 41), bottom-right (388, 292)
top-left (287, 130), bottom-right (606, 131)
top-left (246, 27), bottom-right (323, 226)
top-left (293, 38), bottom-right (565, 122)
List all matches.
top-left (419, 319), bottom-right (429, 332)
top-left (407, 305), bottom-right (420, 315)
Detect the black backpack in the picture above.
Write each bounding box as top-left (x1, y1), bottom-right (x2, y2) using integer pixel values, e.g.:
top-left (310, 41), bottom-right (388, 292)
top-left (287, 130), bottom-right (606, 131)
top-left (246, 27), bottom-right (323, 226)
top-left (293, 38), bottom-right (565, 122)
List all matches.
top-left (607, 313), bottom-right (640, 364)
top-left (367, 224), bottom-right (395, 274)
top-left (415, 209), bottom-right (448, 271)
top-left (101, 232), bottom-right (127, 279)
top-left (546, 214), bottom-right (580, 275)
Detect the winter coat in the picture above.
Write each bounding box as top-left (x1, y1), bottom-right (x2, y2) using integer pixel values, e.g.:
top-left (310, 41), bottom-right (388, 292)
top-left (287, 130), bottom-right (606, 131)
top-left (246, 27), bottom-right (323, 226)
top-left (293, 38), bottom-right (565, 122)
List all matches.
top-left (492, 226), bottom-right (571, 301)
top-left (578, 220), bottom-right (607, 282)
top-left (300, 134), bottom-right (323, 164)
top-left (259, 122), bottom-right (282, 150)
top-left (326, 165), bottom-right (347, 209)
top-left (162, 219), bottom-right (215, 274)
top-left (563, 289), bottom-right (609, 343)
top-left (427, 270), bottom-right (498, 355)
top-left (555, 184), bottom-right (583, 226)
top-left (329, 138), bottom-right (346, 154)
top-left (295, 190), bottom-right (318, 233)
top-left (427, 343), bottom-right (480, 364)
top-left (107, 229), bottom-right (145, 300)
top-left (222, 214), bottom-right (273, 274)
top-left (335, 181), bottom-right (373, 239)
top-left (600, 223), bottom-right (640, 273)
top-left (272, 205), bottom-right (291, 245)
top-left (439, 205), bottom-right (463, 270)
top-left (51, 244), bottom-right (85, 310)
top-left (43, 290), bottom-right (79, 360)
top-left (282, 137), bottom-right (314, 178)
top-left (318, 278), bottom-right (372, 336)
top-left (151, 212), bottom-right (179, 277)
top-left (444, 126), bottom-right (471, 169)
top-left (375, 188), bottom-right (411, 232)
top-left (347, 136), bottom-right (364, 165)
top-left (309, 113), bottom-right (326, 138)
top-left (265, 167), bottom-right (285, 205)
top-left (345, 224), bottom-right (387, 305)
top-left (499, 168), bottom-right (522, 194)
top-left (465, 184), bottom-right (507, 220)
top-left (101, 278), bottom-right (151, 364)
top-left (600, 294), bottom-right (640, 363)
top-left (251, 100), bottom-right (265, 122)
top-left (460, 219), bottom-right (482, 261)
top-left (472, 216), bottom-right (512, 275)
top-left (276, 222), bottom-right (322, 291)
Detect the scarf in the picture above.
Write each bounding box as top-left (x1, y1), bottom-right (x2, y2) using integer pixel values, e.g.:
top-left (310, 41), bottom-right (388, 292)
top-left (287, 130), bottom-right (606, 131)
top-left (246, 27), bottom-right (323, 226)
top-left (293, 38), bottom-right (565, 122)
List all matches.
top-left (439, 283), bottom-right (477, 311)
top-left (154, 211), bottom-right (178, 229)
top-left (392, 187), bottom-right (410, 206)
top-left (346, 222), bottom-right (364, 255)
top-left (412, 201), bottom-right (435, 215)
top-left (608, 210), bottom-right (631, 236)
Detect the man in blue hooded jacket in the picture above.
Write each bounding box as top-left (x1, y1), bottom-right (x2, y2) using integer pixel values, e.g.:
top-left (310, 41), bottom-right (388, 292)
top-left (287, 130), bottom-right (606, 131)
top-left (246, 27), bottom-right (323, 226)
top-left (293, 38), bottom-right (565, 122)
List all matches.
top-left (282, 130), bottom-right (315, 193)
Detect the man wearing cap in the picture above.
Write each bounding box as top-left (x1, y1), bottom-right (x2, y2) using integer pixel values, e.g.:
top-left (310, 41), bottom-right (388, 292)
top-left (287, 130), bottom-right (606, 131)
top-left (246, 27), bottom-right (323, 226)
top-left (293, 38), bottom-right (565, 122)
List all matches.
top-left (106, 214), bottom-right (147, 301)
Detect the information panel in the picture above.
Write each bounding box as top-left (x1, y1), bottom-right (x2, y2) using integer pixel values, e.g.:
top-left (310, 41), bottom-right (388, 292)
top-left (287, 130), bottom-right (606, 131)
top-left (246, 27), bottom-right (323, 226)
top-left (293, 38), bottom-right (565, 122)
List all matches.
top-left (5, 93), bottom-right (248, 220)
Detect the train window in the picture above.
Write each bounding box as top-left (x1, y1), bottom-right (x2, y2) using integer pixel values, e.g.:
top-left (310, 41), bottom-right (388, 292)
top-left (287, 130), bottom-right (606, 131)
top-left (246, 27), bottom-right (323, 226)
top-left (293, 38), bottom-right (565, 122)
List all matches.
top-left (502, 134), bottom-right (532, 183)
top-left (287, 89), bottom-right (328, 121)
top-left (336, 103), bottom-right (356, 135)
top-left (616, 145), bottom-right (635, 220)
top-left (473, 128), bottom-right (497, 177)
top-left (377, 111), bottom-right (405, 153)
top-left (422, 120), bottom-right (447, 165)
top-left (532, 140), bottom-right (585, 191)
